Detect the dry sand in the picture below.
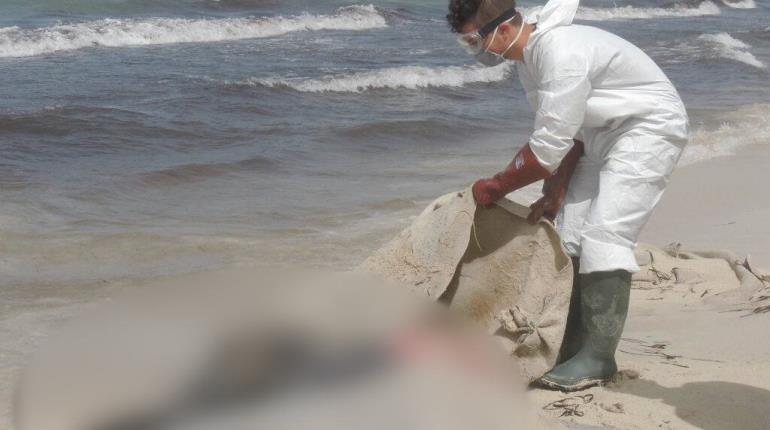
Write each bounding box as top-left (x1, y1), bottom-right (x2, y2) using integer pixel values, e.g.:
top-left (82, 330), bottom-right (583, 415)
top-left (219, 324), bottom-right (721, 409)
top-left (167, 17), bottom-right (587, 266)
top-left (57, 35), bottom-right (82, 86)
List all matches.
top-left (642, 143), bottom-right (770, 269)
top-left (531, 143), bottom-right (770, 430)
top-left (531, 291), bottom-right (770, 430)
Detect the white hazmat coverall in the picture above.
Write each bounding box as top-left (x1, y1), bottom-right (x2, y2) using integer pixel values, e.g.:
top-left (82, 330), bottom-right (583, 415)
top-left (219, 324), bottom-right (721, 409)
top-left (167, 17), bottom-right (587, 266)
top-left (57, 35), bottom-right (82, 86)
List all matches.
top-left (516, 0), bottom-right (689, 274)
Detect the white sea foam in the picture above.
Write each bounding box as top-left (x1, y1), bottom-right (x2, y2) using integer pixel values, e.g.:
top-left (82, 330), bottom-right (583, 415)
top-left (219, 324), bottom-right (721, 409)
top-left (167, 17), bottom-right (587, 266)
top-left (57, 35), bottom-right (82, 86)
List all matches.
top-left (574, 1), bottom-right (721, 20)
top-left (698, 32), bottom-right (765, 69)
top-left (681, 104), bottom-right (770, 166)
top-left (0, 5), bottom-right (386, 58)
top-left (720, 0), bottom-right (756, 9)
top-left (239, 64), bottom-right (512, 93)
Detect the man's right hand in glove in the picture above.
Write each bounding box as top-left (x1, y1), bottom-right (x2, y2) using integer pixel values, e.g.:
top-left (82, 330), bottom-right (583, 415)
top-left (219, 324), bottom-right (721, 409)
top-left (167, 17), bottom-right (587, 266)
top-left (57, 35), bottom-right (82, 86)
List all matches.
top-left (527, 140), bottom-right (585, 225)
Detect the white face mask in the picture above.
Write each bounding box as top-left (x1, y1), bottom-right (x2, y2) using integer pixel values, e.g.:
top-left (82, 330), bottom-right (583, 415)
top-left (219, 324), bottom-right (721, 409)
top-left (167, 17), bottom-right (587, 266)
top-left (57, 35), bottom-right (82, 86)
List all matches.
top-left (475, 16), bottom-right (524, 67)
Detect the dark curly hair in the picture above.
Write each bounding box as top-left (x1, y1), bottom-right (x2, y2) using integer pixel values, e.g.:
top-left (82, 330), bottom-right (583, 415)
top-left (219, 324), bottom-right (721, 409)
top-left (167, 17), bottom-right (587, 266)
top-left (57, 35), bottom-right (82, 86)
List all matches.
top-left (447, 0), bottom-right (483, 33)
top-left (446, 0), bottom-right (517, 33)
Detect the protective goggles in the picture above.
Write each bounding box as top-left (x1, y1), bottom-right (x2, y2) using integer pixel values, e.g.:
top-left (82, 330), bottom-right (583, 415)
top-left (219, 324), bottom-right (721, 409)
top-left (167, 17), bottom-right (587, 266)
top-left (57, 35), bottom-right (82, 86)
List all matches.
top-left (457, 8), bottom-right (519, 55)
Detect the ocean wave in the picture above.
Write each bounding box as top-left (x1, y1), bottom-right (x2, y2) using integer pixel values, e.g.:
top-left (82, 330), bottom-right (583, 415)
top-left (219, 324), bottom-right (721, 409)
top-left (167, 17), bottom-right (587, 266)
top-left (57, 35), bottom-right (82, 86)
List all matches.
top-left (0, 106), bottom-right (199, 140)
top-left (682, 104), bottom-right (770, 166)
top-left (138, 156), bottom-right (277, 187)
top-left (720, 0), bottom-right (756, 9)
top-left (0, 5), bottom-right (386, 58)
top-left (337, 118), bottom-right (481, 141)
top-left (235, 64), bottom-right (512, 93)
top-left (698, 33), bottom-right (765, 69)
top-left (574, 1), bottom-right (721, 20)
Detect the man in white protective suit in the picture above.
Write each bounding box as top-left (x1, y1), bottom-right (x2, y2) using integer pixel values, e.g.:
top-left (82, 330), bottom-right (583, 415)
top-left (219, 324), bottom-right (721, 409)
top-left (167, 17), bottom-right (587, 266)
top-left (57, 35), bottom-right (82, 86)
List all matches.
top-left (446, 0), bottom-right (689, 391)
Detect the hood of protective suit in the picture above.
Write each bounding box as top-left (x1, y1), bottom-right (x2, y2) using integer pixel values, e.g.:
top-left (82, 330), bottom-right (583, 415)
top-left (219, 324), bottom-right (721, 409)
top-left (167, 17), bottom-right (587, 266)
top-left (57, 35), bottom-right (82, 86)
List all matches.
top-left (524, 0), bottom-right (579, 45)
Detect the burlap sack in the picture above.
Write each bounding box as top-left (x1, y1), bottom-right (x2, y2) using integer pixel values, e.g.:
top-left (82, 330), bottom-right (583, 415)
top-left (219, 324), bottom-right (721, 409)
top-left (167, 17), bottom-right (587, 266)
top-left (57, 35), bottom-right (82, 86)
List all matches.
top-left (359, 188), bottom-right (573, 381)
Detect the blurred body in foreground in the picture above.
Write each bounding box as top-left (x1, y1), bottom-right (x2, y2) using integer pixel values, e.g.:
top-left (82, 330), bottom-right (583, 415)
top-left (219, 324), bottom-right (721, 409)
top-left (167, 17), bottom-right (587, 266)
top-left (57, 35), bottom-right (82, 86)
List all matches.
top-left (15, 272), bottom-right (553, 430)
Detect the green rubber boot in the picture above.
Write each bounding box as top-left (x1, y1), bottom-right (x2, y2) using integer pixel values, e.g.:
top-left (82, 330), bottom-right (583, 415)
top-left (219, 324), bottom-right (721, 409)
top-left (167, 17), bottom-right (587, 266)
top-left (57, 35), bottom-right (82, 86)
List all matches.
top-left (538, 269), bottom-right (631, 391)
top-left (554, 257), bottom-right (583, 365)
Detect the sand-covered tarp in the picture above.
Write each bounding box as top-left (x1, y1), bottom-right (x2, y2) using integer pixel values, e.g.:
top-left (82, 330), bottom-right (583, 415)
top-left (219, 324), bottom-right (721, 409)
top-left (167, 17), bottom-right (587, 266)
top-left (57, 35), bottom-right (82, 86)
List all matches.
top-left (632, 242), bottom-right (770, 313)
top-left (359, 189), bottom-right (574, 381)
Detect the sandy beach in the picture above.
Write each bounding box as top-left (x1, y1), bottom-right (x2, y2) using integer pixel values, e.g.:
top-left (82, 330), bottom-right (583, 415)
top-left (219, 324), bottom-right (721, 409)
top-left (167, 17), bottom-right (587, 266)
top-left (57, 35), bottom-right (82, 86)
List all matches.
top-left (2, 144), bottom-right (768, 430)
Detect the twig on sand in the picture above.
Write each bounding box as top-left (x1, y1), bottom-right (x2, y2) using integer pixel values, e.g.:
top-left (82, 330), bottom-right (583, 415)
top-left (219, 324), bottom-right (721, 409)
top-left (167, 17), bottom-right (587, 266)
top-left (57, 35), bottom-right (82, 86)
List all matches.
top-left (620, 337), bottom-right (725, 366)
top-left (643, 250), bottom-right (676, 286)
top-left (688, 356), bottom-right (725, 364)
top-left (543, 394), bottom-right (595, 417)
top-left (661, 361), bottom-right (690, 368)
top-left (649, 266), bottom-right (674, 284)
top-left (619, 338), bottom-right (689, 367)
top-left (619, 348), bottom-right (680, 360)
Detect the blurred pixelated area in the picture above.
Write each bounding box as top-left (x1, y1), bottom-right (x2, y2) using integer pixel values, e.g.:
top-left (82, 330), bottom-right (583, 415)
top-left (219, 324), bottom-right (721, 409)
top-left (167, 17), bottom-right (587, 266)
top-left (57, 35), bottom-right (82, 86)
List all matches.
top-left (14, 271), bottom-right (549, 430)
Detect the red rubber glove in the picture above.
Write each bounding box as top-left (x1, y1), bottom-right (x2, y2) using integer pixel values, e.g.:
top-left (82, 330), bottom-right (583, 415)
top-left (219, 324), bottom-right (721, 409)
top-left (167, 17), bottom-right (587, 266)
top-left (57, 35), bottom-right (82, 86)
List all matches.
top-left (527, 177), bottom-right (568, 224)
top-left (527, 140), bottom-right (584, 224)
top-left (472, 144), bottom-right (551, 207)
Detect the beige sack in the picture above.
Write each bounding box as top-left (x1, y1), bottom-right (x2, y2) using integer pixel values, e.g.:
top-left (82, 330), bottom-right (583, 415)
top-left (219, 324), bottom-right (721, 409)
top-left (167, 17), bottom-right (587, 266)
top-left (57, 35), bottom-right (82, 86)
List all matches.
top-left (359, 188), bottom-right (573, 382)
